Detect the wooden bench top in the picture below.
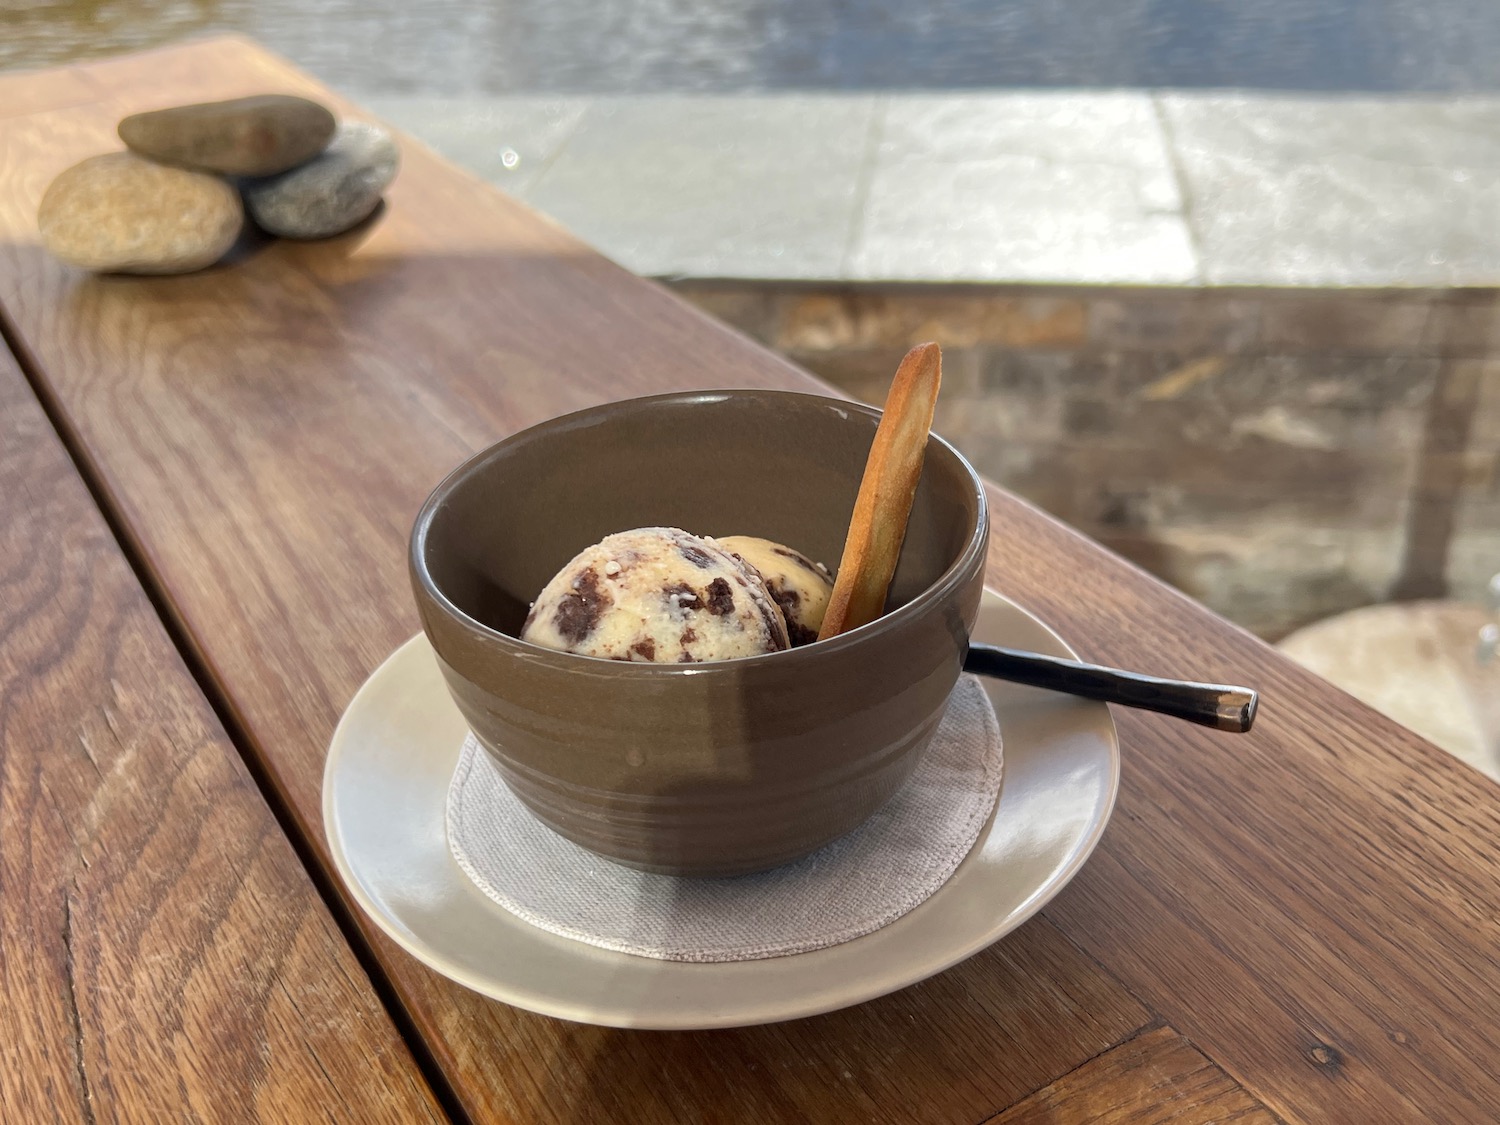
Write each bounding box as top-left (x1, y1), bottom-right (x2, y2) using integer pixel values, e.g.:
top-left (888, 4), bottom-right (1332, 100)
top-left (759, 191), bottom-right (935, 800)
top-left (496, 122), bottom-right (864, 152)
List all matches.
top-left (2, 36), bottom-right (1498, 1123)
top-left (0, 316), bottom-right (441, 1122)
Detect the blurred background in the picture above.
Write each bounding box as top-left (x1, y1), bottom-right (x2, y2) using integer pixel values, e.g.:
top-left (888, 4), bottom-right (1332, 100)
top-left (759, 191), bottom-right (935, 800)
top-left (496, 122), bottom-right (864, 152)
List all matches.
top-left (8, 0), bottom-right (1500, 773)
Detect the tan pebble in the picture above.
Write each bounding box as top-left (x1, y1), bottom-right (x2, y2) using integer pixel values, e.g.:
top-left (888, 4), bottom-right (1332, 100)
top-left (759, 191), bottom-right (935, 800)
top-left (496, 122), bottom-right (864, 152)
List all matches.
top-left (38, 152), bottom-right (242, 275)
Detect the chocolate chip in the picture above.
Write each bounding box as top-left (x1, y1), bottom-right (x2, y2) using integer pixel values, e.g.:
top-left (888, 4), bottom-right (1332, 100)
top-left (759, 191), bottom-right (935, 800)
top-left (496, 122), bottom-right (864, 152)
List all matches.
top-left (679, 544), bottom-right (715, 568)
top-left (680, 627), bottom-right (698, 645)
top-left (554, 567), bottom-right (612, 643)
top-left (678, 651), bottom-right (698, 663)
top-left (705, 577), bottom-right (735, 616)
top-left (663, 582), bottom-right (702, 611)
top-left (630, 638), bottom-right (656, 661)
top-left (774, 544), bottom-right (827, 577)
top-left (784, 618), bottom-right (819, 646)
top-left (770, 586), bottom-right (815, 645)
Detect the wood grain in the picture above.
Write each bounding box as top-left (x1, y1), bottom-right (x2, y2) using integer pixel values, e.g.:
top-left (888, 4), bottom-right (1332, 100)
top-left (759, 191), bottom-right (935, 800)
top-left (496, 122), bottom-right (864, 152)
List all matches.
top-left (0, 64), bottom-right (102, 121)
top-left (464, 917), bottom-right (1149, 1124)
top-left (992, 505), bottom-right (1500, 1123)
top-left (2, 37), bottom-right (1500, 1123)
top-left (0, 343), bottom-right (444, 1120)
top-left (990, 1026), bottom-right (1279, 1125)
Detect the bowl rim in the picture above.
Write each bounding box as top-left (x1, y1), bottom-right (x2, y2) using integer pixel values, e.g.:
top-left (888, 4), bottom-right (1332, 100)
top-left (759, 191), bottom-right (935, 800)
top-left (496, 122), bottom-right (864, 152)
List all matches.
top-left (409, 389), bottom-right (990, 675)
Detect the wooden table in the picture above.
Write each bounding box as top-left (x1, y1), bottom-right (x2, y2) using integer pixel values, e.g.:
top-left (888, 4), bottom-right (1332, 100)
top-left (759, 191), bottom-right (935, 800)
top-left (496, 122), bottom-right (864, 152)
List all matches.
top-left (3, 38), bottom-right (1498, 1124)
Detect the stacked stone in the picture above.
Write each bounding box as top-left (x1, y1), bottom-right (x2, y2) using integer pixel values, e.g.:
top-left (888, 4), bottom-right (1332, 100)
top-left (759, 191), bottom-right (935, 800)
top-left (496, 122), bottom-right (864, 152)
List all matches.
top-left (38, 95), bottom-right (401, 275)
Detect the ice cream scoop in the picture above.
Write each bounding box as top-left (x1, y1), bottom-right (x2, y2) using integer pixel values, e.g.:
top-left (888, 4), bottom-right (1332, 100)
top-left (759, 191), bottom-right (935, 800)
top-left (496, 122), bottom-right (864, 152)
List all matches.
top-left (716, 535), bottom-right (833, 647)
top-left (521, 527), bottom-right (789, 663)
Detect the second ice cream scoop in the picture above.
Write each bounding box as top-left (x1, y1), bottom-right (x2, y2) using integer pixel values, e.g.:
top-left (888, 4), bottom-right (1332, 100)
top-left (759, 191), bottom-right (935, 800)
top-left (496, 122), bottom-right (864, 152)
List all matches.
top-left (716, 535), bottom-right (833, 647)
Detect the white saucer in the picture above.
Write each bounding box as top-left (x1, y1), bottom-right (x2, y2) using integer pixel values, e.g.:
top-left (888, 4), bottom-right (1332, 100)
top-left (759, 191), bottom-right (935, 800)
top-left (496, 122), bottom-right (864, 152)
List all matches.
top-left (323, 588), bottom-right (1119, 1029)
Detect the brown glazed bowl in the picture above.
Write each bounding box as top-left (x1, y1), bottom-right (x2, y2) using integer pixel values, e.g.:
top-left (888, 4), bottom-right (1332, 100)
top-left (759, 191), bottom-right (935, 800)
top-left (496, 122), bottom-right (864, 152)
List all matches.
top-left (410, 390), bottom-right (988, 876)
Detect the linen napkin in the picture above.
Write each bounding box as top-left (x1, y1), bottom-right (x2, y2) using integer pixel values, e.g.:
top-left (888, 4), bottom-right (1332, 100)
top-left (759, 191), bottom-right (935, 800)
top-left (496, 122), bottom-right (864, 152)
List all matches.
top-left (446, 674), bottom-right (1002, 962)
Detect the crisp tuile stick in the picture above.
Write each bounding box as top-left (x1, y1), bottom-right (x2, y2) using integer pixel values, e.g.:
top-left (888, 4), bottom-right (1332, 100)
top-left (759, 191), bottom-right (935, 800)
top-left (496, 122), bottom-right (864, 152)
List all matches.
top-left (818, 342), bottom-right (942, 641)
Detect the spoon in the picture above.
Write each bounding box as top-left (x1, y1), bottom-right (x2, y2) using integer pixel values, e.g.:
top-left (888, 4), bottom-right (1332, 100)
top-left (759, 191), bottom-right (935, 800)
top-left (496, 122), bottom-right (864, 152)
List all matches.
top-left (963, 643), bottom-right (1259, 732)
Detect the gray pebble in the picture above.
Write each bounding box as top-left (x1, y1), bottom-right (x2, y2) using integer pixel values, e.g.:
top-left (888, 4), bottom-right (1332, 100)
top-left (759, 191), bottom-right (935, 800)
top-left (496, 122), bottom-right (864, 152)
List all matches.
top-left (243, 122), bottom-right (399, 239)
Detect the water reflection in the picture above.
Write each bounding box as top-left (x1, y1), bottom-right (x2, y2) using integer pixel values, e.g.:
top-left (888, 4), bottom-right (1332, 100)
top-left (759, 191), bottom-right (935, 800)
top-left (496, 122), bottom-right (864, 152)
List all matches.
top-left (4, 0), bottom-right (229, 68)
top-left (4, 0), bottom-right (1499, 94)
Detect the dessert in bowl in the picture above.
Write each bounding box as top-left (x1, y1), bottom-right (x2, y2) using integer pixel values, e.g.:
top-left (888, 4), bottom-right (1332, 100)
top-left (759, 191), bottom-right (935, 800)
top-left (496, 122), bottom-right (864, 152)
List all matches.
top-left (410, 388), bottom-right (987, 876)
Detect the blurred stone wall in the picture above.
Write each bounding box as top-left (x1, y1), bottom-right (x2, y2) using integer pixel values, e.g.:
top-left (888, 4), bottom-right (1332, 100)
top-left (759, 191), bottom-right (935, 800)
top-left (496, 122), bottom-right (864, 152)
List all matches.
top-left (672, 283), bottom-right (1500, 639)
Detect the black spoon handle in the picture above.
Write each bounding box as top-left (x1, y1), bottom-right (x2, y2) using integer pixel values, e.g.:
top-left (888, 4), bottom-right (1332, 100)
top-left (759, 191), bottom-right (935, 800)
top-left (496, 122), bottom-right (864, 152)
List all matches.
top-left (963, 643), bottom-right (1259, 733)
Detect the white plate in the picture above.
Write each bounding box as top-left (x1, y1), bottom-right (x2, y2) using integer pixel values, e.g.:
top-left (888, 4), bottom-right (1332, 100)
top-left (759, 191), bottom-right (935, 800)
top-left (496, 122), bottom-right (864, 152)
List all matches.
top-left (323, 588), bottom-right (1119, 1029)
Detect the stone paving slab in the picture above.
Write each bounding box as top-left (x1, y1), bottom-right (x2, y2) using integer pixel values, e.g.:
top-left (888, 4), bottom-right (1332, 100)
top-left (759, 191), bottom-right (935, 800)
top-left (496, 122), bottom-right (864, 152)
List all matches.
top-left (359, 94), bottom-right (591, 198)
top-left (362, 89), bottom-right (1500, 288)
top-left (850, 94), bottom-right (1195, 284)
top-left (1160, 95), bottom-right (1500, 287)
top-left (523, 95), bottom-right (876, 279)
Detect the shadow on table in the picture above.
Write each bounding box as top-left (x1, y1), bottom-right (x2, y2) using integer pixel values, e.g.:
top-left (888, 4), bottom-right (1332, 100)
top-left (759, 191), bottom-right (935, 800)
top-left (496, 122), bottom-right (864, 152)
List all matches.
top-left (530, 902), bottom-right (1122, 1122)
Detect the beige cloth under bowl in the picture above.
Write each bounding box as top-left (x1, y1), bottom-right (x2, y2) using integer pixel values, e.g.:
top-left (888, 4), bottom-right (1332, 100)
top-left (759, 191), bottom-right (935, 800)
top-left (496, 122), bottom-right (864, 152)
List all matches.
top-left (446, 675), bottom-right (1003, 963)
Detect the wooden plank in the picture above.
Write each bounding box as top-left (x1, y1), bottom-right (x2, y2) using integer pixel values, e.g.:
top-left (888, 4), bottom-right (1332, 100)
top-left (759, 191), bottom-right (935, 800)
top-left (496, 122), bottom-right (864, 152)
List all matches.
top-left (2, 36), bottom-right (1499, 1123)
top-left (461, 917), bottom-right (1150, 1124)
top-left (993, 506), bottom-right (1500, 1122)
top-left (990, 1026), bottom-right (1279, 1125)
top-left (0, 344), bottom-right (445, 1119)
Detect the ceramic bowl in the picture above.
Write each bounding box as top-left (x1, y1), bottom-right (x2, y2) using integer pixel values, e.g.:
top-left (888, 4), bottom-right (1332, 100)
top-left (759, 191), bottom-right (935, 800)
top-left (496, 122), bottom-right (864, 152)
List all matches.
top-left (410, 390), bottom-right (988, 876)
